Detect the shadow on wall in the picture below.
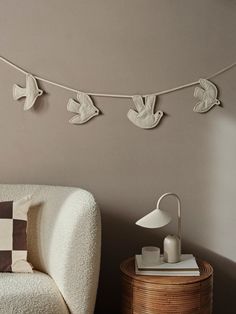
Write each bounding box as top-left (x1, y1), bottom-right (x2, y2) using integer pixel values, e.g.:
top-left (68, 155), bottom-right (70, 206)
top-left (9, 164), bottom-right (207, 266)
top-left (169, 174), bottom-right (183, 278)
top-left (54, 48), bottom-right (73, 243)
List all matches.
top-left (95, 206), bottom-right (165, 314)
top-left (184, 242), bottom-right (236, 314)
top-left (95, 207), bottom-right (236, 314)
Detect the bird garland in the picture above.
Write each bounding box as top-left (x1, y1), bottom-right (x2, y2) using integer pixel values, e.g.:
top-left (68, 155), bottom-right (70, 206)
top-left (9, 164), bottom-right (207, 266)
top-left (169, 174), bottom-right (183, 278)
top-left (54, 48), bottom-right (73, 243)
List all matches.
top-left (128, 95), bottom-right (163, 129)
top-left (67, 92), bottom-right (100, 124)
top-left (0, 56), bottom-right (235, 129)
top-left (13, 74), bottom-right (43, 111)
top-left (193, 79), bottom-right (220, 113)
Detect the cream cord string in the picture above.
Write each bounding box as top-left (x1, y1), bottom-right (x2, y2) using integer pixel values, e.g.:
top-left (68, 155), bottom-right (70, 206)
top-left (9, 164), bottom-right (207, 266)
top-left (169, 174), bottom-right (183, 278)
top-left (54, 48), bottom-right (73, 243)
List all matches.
top-left (0, 55), bottom-right (235, 99)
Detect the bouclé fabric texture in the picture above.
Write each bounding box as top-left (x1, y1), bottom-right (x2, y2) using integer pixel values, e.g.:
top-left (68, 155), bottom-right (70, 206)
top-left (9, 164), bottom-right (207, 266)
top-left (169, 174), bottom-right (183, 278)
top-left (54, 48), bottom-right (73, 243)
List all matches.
top-left (0, 184), bottom-right (101, 314)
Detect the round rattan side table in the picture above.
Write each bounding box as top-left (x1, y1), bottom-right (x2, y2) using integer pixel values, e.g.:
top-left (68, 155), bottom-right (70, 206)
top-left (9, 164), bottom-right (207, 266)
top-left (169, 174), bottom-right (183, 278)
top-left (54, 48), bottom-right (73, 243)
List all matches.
top-left (120, 257), bottom-right (213, 314)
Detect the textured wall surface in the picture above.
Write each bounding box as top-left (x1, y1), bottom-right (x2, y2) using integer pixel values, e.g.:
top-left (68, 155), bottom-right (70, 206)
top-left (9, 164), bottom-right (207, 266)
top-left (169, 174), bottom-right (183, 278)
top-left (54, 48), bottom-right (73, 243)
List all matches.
top-left (0, 1), bottom-right (235, 313)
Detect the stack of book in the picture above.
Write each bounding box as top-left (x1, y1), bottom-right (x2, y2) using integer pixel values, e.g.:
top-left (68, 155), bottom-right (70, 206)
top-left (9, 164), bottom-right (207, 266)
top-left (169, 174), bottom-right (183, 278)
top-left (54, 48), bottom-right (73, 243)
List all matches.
top-left (135, 254), bottom-right (200, 276)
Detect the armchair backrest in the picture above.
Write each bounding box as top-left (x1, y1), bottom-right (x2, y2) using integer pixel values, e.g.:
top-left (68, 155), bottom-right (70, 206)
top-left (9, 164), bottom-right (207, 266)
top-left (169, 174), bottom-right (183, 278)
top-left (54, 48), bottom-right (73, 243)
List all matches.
top-left (0, 184), bottom-right (101, 314)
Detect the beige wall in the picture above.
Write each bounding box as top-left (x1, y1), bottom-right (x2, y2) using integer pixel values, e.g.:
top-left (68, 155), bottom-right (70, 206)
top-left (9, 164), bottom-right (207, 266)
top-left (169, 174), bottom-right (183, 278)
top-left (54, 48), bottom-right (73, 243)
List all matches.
top-left (0, 1), bottom-right (236, 313)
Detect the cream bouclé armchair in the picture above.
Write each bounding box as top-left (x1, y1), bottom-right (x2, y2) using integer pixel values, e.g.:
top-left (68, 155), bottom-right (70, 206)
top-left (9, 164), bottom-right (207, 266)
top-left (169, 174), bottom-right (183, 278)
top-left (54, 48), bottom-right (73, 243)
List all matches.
top-left (0, 184), bottom-right (101, 314)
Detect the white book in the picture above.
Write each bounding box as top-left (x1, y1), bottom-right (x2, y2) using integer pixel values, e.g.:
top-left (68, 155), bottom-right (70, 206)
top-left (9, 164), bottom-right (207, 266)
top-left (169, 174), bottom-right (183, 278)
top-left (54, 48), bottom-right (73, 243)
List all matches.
top-left (135, 254), bottom-right (200, 276)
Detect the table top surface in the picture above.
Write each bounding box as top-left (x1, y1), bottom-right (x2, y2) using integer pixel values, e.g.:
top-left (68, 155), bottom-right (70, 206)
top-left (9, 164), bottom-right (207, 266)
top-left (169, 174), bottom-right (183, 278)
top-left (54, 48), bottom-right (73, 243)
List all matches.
top-left (120, 257), bottom-right (213, 285)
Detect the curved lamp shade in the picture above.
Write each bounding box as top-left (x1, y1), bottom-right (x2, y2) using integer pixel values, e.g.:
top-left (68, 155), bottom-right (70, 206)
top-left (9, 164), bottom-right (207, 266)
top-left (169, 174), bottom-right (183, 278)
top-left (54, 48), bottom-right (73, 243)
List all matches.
top-left (136, 208), bottom-right (172, 229)
top-left (136, 192), bottom-right (182, 263)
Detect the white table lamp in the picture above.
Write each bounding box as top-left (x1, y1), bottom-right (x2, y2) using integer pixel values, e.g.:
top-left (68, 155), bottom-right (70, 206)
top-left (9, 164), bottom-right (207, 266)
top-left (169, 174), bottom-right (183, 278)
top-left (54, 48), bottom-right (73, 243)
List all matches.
top-left (136, 192), bottom-right (182, 263)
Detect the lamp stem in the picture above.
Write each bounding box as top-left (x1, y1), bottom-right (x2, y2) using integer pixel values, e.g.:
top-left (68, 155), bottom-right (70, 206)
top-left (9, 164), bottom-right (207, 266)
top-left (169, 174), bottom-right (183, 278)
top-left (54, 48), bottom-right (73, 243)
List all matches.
top-left (156, 192), bottom-right (181, 244)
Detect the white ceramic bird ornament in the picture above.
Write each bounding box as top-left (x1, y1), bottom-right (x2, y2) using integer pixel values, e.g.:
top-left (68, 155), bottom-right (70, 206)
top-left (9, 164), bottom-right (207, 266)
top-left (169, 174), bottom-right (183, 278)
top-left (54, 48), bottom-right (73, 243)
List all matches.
top-left (193, 79), bottom-right (220, 113)
top-left (67, 92), bottom-right (100, 124)
top-left (13, 74), bottom-right (43, 111)
top-left (127, 94), bottom-right (164, 129)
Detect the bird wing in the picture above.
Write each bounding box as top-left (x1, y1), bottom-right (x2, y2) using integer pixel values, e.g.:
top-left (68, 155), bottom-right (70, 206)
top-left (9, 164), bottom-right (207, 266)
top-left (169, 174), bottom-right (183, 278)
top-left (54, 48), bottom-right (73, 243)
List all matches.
top-left (77, 92), bottom-right (99, 113)
top-left (145, 94), bottom-right (156, 113)
top-left (27, 74), bottom-right (38, 93)
top-left (24, 74), bottom-right (43, 110)
top-left (67, 98), bottom-right (82, 113)
top-left (199, 79), bottom-right (218, 100)
top-left (132, 95), bottom-right (145, 112)
top-left (77, 92), bottom-right (93, 107)
top-left (194, 87), bottom-right (205, 100)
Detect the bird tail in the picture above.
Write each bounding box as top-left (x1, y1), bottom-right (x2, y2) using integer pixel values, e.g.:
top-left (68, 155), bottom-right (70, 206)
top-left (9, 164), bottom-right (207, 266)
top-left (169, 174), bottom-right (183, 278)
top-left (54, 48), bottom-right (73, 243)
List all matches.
top-left (13, 84), bottom-right (26, 100)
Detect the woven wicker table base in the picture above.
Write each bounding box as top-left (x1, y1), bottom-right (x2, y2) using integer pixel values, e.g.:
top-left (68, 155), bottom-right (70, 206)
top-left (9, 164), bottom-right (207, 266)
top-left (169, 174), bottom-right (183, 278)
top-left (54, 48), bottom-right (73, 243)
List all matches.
top-left (120, 257), bottom-right (213, 314)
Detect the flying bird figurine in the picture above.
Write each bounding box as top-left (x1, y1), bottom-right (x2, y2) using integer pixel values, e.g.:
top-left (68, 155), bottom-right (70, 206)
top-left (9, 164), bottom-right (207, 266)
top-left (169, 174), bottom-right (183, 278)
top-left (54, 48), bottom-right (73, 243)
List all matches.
top-left (67, 92), bottom-right (100, 124)
top-left (193, 79), bottom-right (220, 113)
top-left (127, 94), bottom-right (164, 129)
top-left (13, 74), bottom-right (43, 111)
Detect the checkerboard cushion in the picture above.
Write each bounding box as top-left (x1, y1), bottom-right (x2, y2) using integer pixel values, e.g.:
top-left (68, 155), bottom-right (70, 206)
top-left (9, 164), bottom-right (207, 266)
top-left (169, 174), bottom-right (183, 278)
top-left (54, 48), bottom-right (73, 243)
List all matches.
top-left (0, 195), bottom-right (33, 272)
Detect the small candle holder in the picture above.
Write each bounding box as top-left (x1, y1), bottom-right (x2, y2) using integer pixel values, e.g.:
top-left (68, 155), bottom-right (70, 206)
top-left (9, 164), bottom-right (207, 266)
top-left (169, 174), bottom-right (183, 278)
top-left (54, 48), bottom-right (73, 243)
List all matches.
top-left (141, 246), bottom-right (160, 266)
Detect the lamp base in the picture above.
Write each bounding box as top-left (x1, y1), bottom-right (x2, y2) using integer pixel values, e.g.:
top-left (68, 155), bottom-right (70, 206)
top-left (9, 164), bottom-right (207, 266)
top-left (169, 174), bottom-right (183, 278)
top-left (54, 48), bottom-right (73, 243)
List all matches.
top-left (164, 234), bottom-right (181, 263)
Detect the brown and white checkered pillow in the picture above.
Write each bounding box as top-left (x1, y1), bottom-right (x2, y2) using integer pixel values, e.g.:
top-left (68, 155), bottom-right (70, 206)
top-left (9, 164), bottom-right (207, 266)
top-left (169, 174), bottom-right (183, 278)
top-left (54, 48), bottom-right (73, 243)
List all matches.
top-left (0, 195), bottom-right (33, 273)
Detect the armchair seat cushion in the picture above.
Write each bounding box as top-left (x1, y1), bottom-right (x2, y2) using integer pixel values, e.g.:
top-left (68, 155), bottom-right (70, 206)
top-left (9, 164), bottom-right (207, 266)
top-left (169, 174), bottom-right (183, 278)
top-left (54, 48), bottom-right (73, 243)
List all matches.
top-left (0, 271), bottom-right (69, 314)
